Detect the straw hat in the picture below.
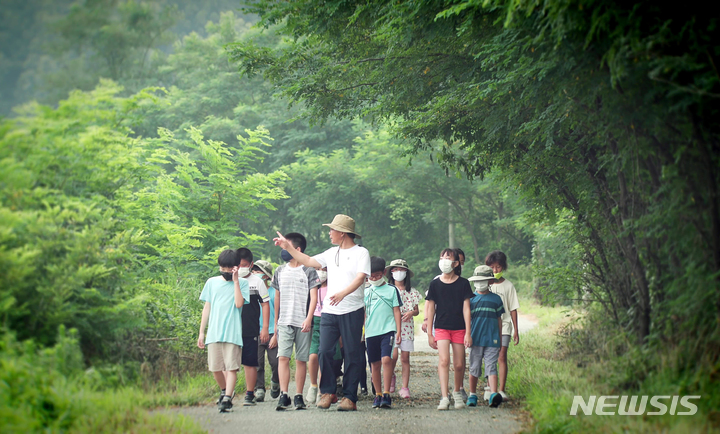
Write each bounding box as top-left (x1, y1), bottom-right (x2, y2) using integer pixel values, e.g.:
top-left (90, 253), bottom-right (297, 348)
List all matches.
top-left (322, 214), bottom-right (361, 238)
top-left (384, 259), bottom-right (414, 278)
top-left (468, 265), bottom-right (495, 281)
top-left (253, 260), bottom-right (274, 279)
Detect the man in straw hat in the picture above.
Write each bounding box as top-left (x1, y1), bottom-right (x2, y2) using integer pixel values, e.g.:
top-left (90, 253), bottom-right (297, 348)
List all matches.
top-left (466, 265), bottom-right (504, 408)
top-left (273, 214), bottom-right (370, 411)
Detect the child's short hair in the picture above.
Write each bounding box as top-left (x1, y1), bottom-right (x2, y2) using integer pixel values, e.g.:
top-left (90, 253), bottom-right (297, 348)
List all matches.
top-left (440, 248), bottom-right (462, 276)
top-left (370, 256), bottom-right (386, 274)
top-left (284, 232), bottom-right (307, 252)
top-left (218, 249), bottom-right (237, 267)
top-left (485, 250), bottom-right (508, 270)
top-left (236, 247), bottom-right (254, 264)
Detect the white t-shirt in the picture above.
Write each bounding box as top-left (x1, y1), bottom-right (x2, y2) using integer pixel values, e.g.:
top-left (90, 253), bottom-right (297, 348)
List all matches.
top-left (490, 279), bottom-right (520, 336)
top-left (314, 244), bottom-right (371, 315)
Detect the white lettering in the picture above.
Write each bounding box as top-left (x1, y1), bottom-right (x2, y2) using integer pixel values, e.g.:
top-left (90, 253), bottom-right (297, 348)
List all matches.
top-left (570, 396), bottom-right (596, 416)
top-left (647, 395), bottom-right (670, 415)
top-left (677, 396), bottom-right (700, 416)
top-left (595, 396), bottom-right (618, 415)
top-left (617, 396), bottom-right (648, 415)
top-left (669, 395), bottom-right (679, 415)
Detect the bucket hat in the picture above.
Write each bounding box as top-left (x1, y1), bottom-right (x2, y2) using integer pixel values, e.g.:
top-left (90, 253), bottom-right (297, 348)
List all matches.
top-left (468, 265), bottom-right (495, 281)
top-left (384, 259), bottom-right (414, 279)
top-left (322, 214), bottom-right (361, 238)
top-left (253, 260), bottom-right (274, 279)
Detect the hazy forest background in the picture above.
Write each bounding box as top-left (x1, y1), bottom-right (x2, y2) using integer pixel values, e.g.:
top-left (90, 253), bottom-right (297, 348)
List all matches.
top-left (1, 0), bottom-right (718, 432)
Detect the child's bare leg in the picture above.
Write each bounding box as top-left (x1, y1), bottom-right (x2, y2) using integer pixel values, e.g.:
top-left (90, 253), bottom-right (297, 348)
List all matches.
top-left (295, 361), bottom-right (307, 395)
top-left (224, 370), bottom-right (237, 396)
top-left (371, 360), bottom-right (382, 394)
top-left (488, 374), bottom-right (498, 393)
top-left (451, 343), bottom-right (465, 392)
top-left (381, 356), bottom-right (393, 393)
top-left (278, 356), bottom-right (291, 393)
top-left (469, 374), bottom-right (478, 394)
top-left (213, 371), bottom-right (226, 390)
top-left (498, 346), bottom-right (508, 391)
top-left (437, 340), bottom-right (450, 397)
top-left (401, 351), bottom-right (410, 388)
top-left (390, 346), bottom-right (399, 377)
top-left (244, 366), bottom-right (257, 394)
top-left (308, 353), bottom-right (319, 385)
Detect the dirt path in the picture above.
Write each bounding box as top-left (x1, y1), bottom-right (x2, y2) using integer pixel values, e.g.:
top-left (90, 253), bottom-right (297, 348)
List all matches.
top-left (167, 315), bottom-right (539, 434)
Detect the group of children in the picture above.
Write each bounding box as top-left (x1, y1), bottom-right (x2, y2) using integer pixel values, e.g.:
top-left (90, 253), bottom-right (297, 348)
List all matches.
top-left (197, 214), bottom-right (519, 413)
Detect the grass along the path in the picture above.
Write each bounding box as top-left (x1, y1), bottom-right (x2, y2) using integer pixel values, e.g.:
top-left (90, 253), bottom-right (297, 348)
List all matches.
top-left (511, 297), bottom-right (717, 433)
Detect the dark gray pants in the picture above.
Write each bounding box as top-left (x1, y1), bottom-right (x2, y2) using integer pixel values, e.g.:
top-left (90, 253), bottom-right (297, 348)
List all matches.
top-left (319, 308), bottom-right (364, 402)
top-left (256, 333), bottom-right (278, 390)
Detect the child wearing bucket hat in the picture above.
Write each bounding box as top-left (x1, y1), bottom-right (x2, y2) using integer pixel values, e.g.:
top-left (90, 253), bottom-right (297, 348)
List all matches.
top-left (386, 259), bottom-right (421, 399)
top-left (467, 265), bottom-right (505, 408)
top-left (273, 214), bottom-right (371, 411)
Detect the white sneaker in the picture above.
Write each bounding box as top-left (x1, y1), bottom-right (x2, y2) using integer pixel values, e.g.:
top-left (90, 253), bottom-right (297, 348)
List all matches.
top-left (437, 396), bottom-right (451, 410)
top-left (483, 391), bottom-right (492, 401)
top-left (499, 390), bottom-right (508, 400)
top-left (452, 391), bottom-right (465, 409)
top-left (306, 386), bottom-right (318, 404)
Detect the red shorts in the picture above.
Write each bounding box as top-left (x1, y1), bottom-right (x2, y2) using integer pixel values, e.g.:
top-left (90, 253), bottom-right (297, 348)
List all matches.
top-left (434, 328), bottom-right (465, 344)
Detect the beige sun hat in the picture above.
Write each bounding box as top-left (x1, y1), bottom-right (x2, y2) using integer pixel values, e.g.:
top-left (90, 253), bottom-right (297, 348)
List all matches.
top-left (384, 259), bottom-right (414, 279)
top-left (468, 265), bottom-right (495, 281)
top-left (253, 260), bottom-right (274, 279)
top-left (322, 214), bottom-right (361, 238)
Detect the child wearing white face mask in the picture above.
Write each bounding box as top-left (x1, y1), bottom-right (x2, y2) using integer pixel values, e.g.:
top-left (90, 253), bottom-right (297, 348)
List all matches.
top-left (425, 248), bottom-right (473, 410)
top-left (364, 256), bottom-right (402, 409)
top-left (385, 259), bottom-right (421, 399)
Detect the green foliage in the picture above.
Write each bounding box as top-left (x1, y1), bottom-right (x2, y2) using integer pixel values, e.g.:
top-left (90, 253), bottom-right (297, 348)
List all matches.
top-left (0, 327), bottom-right (204, 433)
top-left (0, 80), bottom-right (287, 362)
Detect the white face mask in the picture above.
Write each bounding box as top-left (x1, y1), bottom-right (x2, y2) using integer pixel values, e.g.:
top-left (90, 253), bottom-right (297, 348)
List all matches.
top-left (317, 270), bottom-right (328, 282)
top-left (368, 277), bottom-right (385, 287)
top-left (438, 259), bottom-right (455, 274)
top-left (392, 270), bottom-right (407, 282)
top-left (474, 281), bottom-right (490, 292)
top-left (237, 267), bottom-right (251, 277)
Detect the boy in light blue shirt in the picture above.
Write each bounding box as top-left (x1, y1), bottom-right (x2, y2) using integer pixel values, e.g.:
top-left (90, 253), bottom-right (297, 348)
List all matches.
top-left (364, 256), bottom-right (401, 409)
top-left (197, 249), bottom-right (250, 412)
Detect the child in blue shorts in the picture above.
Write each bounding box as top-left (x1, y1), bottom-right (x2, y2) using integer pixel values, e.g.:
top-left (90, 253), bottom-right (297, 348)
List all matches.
top-left (364, 256), bottom-right (401, 409)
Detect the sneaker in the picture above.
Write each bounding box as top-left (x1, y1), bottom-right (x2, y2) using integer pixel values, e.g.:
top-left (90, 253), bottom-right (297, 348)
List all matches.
top-left (217, 389), bottom-right (226, 405)
top-left (316, 393), bottom-right (337, 409)
top-left (337, 397), bottom-right (357, 411)
top-left (219, 395), bottom-right (233, 413)
top-left (360, 387), bottom-right (369, 396)
top-left (489, 392), bottom-right (503, 408)
top-left (270, 381), bottom-right (280, 399)
top-left (380, 393), bottom-right (392, 409)
top-left (306, 386), bottom-right (318, 404)
top-left (243, 391), bottom-right (256, 406)
top-left (437, 396), bottom-right (451, 410)
top-left (466, 394), bottom-right (478, 407)
top-left (294, 394), bottom-right (306, 410)
top-left (460, 387), bottom-right (468, 401)
top-left (399, 387), bottom-right (410, 399)
top-left (484, 391), bottom-right (492, 402)
top-left (276, 393), bottom-right (291, 411)
top-left (372, 395), bottom-right (382, 408)
top-left (255, 388), bottom-right (265, 402)
top-left (452, 391), bottom-right (465, 409)
top-left (499, 390), bottom-right (508, 400)
top-left (389, 373), bottom-right (396, 393)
